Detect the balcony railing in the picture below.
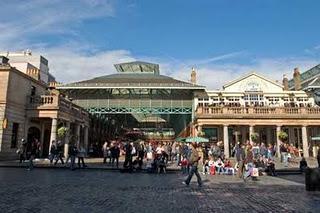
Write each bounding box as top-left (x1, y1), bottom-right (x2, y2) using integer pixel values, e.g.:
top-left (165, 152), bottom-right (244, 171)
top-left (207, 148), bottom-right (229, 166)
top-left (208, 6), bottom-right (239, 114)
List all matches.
top-left (196, 106), bottom-right (320, 118)
top-left (27, 95), bottom-right (89, 118)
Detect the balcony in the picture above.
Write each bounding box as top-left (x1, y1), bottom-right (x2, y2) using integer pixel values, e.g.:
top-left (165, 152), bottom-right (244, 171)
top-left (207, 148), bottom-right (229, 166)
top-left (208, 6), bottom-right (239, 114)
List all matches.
top-left (27, 95), bottom-right (89, 120)
top-left (196, 106), bottom-right (320, 119)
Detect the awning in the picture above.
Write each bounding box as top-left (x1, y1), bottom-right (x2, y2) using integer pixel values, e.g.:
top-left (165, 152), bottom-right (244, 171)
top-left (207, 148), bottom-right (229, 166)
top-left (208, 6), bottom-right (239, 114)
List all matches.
top-left (185, 136), bottom-right (209, 143)
top-left (311, 136), bottom-right (320, 141)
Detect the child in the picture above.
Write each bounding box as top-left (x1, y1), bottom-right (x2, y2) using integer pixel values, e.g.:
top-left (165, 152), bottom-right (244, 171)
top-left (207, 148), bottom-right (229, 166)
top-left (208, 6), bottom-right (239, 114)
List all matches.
top-left (203, 160), bottom-right (209, 175)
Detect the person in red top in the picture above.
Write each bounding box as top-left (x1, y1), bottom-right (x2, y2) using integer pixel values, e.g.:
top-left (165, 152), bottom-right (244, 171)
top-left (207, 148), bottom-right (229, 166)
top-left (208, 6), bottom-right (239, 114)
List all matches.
top-left (181, 156), bottom-right (188, 174)
top-left (224, 159), bottom-right (235, 175)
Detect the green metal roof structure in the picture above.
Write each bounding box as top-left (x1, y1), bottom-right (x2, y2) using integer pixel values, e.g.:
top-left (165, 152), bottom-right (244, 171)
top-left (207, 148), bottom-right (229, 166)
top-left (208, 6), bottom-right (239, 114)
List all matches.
top-left (288, 64), bottom-right (320, 90)
top-left (57, 61), bottom-right (203, 136)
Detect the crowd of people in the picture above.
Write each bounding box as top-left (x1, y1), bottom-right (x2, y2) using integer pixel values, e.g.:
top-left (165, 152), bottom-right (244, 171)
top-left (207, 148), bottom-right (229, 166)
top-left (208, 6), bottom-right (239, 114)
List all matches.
top-left (16, 136), bottom-right (320, 178)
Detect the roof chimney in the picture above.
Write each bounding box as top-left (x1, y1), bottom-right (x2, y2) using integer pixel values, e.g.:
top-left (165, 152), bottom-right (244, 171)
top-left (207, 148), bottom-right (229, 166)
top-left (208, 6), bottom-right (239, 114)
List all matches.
top-left (282, 74), bottom-right (289, 90)
top-left (293, 67), bottom-right (301, 90)
top-left (0, 56), bottom-right (9, 65)
top-left (191, 67), bottom-right (197, 84)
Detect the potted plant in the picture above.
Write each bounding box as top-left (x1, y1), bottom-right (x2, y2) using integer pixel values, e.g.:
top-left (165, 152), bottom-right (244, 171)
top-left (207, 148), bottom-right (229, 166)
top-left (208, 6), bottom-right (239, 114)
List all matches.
top-left (250, 132), bottom-right (259, 142)
top-left (198, 130), bottom-right (205, 137)
top-left (57, 126), bottom-right (68, 139)
top-left (278, 130), bottom-right (288, 142)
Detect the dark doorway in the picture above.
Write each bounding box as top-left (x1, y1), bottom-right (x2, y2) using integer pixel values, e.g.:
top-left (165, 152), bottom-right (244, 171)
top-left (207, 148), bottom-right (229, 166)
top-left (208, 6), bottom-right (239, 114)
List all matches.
top-left (27, 127), bottom-right (41, 143)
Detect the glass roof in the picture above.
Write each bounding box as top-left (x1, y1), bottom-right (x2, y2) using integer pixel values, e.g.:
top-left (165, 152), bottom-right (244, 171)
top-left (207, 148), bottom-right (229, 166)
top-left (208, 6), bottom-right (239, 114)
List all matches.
top-left (114, 61), bottom-right (159, 75)
top-left (288, 64), bottom-right (320, 88)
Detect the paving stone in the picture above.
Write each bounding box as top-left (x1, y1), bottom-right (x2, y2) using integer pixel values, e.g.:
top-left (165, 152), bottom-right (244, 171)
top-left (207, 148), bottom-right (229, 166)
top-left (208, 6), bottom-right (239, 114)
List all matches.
top-left (0, 168), bottom-right (319, 213)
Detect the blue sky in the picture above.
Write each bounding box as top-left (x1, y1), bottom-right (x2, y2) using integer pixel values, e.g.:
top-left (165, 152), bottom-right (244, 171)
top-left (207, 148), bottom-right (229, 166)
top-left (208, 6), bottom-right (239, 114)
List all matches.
top-left (0, 0), bottom-right (320, 89)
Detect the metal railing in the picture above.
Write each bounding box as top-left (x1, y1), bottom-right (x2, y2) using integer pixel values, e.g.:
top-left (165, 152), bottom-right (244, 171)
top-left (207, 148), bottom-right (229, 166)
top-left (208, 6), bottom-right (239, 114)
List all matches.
top-left (196, 106), bottom-right (320, 117)
top-left (27, 95), bottom-right (89, 118)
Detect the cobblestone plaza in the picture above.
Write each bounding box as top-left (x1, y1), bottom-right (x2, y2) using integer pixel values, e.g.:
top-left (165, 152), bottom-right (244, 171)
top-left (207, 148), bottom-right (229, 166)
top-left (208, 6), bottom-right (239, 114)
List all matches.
top-left (0, 168), bottom-right (319, 213)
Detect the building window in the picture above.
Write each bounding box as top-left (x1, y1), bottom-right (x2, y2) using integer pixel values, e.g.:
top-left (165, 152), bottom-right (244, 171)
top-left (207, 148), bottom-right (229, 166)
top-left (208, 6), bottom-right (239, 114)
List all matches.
top-left (31, 86), bottom-right (36, 96)
top-left (11, 123), bottom-right (19, 148)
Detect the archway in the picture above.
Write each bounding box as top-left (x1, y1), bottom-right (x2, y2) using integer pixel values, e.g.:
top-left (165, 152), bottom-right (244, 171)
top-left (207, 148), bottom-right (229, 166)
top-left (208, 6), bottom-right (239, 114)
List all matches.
top-left (27, 127), bottom-right (41, 143)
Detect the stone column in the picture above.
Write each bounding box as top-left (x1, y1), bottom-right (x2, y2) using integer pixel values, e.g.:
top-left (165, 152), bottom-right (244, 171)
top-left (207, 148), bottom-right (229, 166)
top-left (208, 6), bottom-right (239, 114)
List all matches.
top-left (75, 123), bottom-right (81, 148)
top-left (276, 125), bottom-right (282, 158)
top-left (249, 125), bottom-right (254, 144)
top-left (288, 127), bottom-right (295, 145)
top-left (84, 126), bottom-right (89, 151)
top-left (301, 125), bottom-right (309, 158)
top-left (234, 130), bottom-right (240, 143)
top-left (266, 127), bottom-right (272, 145)
top-left (64, 122), bottom-right (70, 159)
top-left (223, 125), bottom-right (230, 158)
top-left (241, 126), bottom-right (247, 144)
top-left (49, 118), bottom-right (58, 150)
top-left (40, 122), bottom-right (45, 157)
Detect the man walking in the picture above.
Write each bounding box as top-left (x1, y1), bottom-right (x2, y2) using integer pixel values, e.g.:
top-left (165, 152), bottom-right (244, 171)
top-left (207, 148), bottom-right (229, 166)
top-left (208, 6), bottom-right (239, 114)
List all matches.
top-left (182, 142), bottom-right (202, 187)
top-left (110, 142), bottom-right (120, 168)
top-left (123, 142), bottom-right (133, 170)
top-left (54, 141), bottom-right (65, 165)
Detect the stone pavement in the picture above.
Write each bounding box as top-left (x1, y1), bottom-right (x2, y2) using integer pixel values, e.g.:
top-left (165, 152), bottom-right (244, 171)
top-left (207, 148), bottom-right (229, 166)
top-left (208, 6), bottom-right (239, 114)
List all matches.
top-left (0, 168), bottom-right (319, 213)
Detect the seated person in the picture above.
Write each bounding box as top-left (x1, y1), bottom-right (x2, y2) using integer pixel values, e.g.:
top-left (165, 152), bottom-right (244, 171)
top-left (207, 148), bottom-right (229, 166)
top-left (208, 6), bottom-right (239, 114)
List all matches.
top-left (214, 157), bottom-right (225, 174)
top-left (157, 155), bottom-right (167, 174)
top-left (255, 156), bottom-right (266, 174)
top-left (266, 158), bottom-right (276, 176)
top-left (224, 159), bottom-right (235, 175)
top-left (299, 157), bottom-right (308, 172)
top-left (132, 157), bottom-right (142, 171)
top-left (203, 160), bottom-right (209, 175)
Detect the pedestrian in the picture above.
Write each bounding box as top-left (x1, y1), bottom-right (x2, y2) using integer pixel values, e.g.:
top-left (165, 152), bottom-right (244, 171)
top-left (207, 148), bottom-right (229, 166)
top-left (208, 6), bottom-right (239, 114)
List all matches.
top-left (49, 140), bottom-right (57, 164)
top-left (54, 141), bottom-right (65, 165)
top-left (102, 141), bottom-right (110, 164)
top-left (280, 143), bottom-right (288, 167)
top-left (27, 139), bottom-right (38, 171)
top-left (299, 157), bottom-right (308, 172)
top-left (77, 146), bottom-right (87, 168)
top-left (234, 142), bottom-right (241, 168)
top-left (110, 142), bottom-right (120, 168)
top-left (69, 143), bottom-right (78, 170)
top-left (182, 142), bottom-right (202, 187)
top-left (236, 144), bottom-right (246, 179)
top-left (123, 142), bottom-right (133, 169)
top-left (137, 141), bottom-right (145, 169)
top-left (17, 138), bottom-right (27, 163)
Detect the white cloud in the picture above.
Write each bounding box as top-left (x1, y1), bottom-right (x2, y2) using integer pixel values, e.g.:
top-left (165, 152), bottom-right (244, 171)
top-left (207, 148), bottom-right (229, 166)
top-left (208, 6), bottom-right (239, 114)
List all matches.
top-left (42, 46), bottom-right (136, 83)
top-left (162, 57), bottom-right (319, 90)
top-left (0, 0), bottom-right (114, 49)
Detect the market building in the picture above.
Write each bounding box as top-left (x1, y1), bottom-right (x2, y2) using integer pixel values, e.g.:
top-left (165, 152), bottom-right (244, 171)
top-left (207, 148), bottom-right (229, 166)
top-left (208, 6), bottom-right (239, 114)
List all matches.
top-left (57, 61), bottom-right (205, 145)
top-left (0, 54), bottom-right (89, 159)
top-left (194, 71), bottom-right (320, 158)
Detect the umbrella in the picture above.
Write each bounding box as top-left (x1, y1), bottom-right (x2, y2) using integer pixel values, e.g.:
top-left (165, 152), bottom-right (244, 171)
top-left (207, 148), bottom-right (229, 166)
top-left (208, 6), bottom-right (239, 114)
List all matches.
top-left (185, 136), bottom-right (209, 143)
top-left (175, 137), bottom-right (186, 142)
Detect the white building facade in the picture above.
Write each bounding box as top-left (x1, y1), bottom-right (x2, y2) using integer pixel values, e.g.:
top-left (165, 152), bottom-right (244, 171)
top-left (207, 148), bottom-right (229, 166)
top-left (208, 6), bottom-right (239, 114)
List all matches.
top-left (194, 72), bottom-right (320, 158)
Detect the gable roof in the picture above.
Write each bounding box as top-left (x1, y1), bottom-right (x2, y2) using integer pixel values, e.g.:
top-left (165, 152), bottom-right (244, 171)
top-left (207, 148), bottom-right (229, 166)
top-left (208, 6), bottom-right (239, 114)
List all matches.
top-left (223, 72), bottom-right (283, 89)
top-left (58, 73), bottom-right (205, 90)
